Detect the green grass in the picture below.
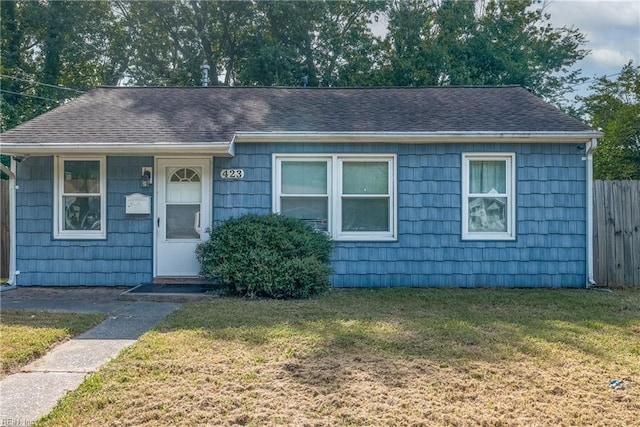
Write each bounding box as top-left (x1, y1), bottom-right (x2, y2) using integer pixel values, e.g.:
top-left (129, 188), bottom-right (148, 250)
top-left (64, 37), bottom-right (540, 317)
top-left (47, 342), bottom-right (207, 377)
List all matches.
top-left (36, 288), bottom-right (640, 426)
top-left (0, 309), bottom-right (107, 375)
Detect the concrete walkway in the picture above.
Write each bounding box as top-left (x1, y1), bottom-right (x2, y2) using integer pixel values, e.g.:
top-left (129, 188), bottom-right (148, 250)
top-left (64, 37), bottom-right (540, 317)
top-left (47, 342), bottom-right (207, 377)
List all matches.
top-left (0, 287), bottom-right (180, 425)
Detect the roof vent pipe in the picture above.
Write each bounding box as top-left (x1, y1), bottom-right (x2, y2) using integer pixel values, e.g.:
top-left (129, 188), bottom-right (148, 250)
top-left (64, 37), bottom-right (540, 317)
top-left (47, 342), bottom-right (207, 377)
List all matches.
top-left (301, 76), bottom-right (308, 87)
top-left (200, 62), bottom-right (210, 87)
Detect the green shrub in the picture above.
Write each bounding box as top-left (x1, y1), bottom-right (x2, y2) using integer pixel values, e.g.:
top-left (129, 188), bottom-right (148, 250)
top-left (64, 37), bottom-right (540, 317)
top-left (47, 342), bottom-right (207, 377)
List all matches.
top-left (196, 214), bottom-right (333, 299)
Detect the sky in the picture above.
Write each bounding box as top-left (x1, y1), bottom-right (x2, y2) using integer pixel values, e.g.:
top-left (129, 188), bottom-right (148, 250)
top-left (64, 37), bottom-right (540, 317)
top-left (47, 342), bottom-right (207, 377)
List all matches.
top-left (543, 0), bottom-right (640, 98)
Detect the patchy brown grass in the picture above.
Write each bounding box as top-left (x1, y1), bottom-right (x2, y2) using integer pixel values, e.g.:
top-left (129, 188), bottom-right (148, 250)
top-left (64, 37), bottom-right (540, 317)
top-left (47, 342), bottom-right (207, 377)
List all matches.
top-left (36, 288), bottom-right (639, 426)
top-left (0, 309), bottom-right (106, 376)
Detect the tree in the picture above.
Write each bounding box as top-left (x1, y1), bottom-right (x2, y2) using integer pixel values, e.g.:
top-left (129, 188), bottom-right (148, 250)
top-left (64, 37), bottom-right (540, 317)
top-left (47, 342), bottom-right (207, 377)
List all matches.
top-left (379, 0), bottom-right (588, 106)
top-left (234, 0), bottom-right (322, 86)
top-left (116, 0), bottom-right (385, 87)
top-left (0, 0), bottom-right (126, 131)
top-left (2, 0), bottom-right (590, 130)
top-left (114, 0), bottom-right (247, 86)
top-left (581, 62), bottom-right (640, 180)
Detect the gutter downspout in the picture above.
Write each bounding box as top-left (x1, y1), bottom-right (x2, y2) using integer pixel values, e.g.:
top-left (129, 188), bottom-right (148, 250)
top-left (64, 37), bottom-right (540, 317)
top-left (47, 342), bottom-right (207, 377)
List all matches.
top-left (585, 138), bottom-right (598, 288)
top-left (0, 161), bottom-right (17, 291)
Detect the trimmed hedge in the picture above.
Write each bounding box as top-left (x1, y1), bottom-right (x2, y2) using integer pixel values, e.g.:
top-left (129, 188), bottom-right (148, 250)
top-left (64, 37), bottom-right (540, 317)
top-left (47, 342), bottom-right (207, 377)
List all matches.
top-left (196, 214), bottom-right (333, 299)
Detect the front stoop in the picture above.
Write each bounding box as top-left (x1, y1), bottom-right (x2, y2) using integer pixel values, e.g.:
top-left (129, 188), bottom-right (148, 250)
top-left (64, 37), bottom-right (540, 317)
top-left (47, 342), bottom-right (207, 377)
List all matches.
top-left (119, 281), bottom-right (222, 302)
top-left (152, 277), bottom-right (214, 285)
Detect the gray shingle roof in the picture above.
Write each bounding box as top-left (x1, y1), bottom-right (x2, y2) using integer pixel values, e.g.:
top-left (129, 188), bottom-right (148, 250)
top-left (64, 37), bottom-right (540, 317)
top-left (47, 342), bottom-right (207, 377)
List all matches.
top-left (1, 86), bottom-right (594, 145)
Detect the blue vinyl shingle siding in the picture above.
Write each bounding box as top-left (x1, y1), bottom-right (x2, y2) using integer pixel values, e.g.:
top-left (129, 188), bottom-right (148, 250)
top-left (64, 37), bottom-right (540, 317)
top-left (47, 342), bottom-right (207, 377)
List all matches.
top-left (15, 142), bottom-right (587, 287)
top-left (16, 156), bottom-right (154, 286)
top-left (216, 142), bottom-right (587, 288)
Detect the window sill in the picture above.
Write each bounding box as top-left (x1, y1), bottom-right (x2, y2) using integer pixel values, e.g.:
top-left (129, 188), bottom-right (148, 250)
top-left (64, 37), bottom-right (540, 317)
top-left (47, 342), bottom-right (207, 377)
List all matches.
top-left (334, 233), bottom-right (397, 242)
top-left (462, 234), bottom-right (516, 241)
top-left (53, 233), bottom-right (107, 240)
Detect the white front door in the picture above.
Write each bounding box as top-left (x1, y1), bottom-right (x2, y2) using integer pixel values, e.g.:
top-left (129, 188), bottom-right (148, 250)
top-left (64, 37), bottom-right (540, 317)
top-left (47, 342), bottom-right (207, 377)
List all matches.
top-left (155, 158), bottom-right (211, 277)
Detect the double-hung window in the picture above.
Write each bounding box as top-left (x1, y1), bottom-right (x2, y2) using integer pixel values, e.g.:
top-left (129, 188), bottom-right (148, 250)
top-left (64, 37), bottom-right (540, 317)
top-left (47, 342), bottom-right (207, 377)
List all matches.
top-left (462, 153), bottom-right (515, 240)
top-left (274, 154), bottom-right (396, 241)
top-left (54, 156), bottom-right (106, 239)
top-left (279, 159), bottom-right (330, 232)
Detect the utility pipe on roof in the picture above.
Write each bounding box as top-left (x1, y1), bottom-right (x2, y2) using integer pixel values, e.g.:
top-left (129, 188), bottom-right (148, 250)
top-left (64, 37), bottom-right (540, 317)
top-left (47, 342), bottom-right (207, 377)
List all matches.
top-left (200, 63), bottom-right (210, 87)
top-left (586, 138), bottom-right (598, 288)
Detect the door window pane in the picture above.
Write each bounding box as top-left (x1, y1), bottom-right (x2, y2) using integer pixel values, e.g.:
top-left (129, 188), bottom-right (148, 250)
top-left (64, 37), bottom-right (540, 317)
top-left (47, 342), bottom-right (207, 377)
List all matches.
top-left (170, 167), bottom-right (201, 182)
top-left (167, 167), bottom-right (202, 203)
top-left (166, 204), bottom-right (201, 239)
top-left (343, 162), bottom-right (388, 194)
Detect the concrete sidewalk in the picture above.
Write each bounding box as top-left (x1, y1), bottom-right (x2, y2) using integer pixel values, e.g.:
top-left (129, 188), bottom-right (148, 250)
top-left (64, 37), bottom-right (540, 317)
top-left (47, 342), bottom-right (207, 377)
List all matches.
top-left (0, 287), bottom-right (181, 425)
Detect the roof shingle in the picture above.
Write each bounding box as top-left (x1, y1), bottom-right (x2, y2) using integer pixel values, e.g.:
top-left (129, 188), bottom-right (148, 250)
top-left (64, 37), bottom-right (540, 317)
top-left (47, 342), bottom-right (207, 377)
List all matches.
top-left (1, 86), bottom-right (594, 145)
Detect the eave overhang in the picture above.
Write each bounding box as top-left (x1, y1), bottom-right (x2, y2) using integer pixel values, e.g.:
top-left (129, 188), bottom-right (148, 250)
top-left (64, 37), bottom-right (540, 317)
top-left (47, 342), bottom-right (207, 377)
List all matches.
top-left (1, 131), bottom-right (602, 157)
top-left (233, 131), bottom-right (602, 144)
top-left (0, 142), bottom-right (234, 157)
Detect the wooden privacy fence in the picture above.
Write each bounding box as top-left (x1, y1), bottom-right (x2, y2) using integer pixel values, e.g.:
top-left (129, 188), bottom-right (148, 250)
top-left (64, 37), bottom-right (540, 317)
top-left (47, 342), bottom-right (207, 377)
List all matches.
top-left (1, 179), bottom-right (9, 281)
top-left (593, 180), bottom-right (640, 288)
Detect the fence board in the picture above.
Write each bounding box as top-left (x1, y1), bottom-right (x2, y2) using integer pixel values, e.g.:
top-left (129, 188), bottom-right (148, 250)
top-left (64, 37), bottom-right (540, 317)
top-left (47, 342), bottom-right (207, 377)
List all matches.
top-left (632, 183), bottom-right (640, 286)
top-left (593, 180), bottom-right (640, 288)
top-left (594, 180), bottom-right (606, 285)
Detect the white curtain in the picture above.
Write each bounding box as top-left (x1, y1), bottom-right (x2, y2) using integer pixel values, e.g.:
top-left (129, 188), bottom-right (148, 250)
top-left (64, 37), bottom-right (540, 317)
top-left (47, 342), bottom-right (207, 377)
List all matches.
top-left (469, 160), bottom-right (506, 194)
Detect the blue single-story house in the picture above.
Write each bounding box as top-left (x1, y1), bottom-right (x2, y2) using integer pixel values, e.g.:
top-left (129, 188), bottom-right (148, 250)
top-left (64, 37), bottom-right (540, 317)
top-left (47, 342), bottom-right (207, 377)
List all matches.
top-left (0, 86), bottom-right (601, 288)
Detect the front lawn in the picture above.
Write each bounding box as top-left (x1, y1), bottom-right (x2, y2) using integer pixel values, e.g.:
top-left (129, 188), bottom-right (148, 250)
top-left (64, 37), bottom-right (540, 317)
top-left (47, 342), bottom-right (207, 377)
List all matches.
top-left (0, 310), bottom-right (107, 376)
top-left (37, 288), bottom-right (639, 426)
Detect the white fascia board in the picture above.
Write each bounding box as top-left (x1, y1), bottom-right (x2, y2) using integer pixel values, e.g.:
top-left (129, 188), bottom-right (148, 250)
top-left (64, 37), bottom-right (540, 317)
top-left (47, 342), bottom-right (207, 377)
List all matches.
top-left (0, 142), bottom-right (234, 157)
top-left (233, 131), bottom-right (603, 144)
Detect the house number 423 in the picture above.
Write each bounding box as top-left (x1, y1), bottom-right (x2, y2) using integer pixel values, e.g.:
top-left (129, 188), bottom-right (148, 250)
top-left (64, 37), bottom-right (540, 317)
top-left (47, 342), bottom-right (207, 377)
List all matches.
top-left (220, 169), bottom-right (245, 179)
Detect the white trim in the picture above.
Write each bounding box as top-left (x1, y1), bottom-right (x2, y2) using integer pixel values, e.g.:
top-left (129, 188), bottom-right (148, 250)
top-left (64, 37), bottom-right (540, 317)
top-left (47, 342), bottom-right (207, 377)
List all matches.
top-left (586, 138), bottom-right (598, 287)
top-left (54, 156), bottom-right (107, 239)
top-left (273, 154), bottom-right (397, 241)
top-left (2, 132), bottom-right (602, 157)
top-left (0, 161), bottom-right (17, 290)
top-left (462, 153), bottom-right (516, 241)
top-left (1, 142), bottom-right (233, 157)
top-left (273, 155), bottom-right (332, 234)
top-left (154, 157), bottom-right (213, 278)
top-left (236, 131), bottom-right (602, 144)
top-left (336, 156), bottom-right (397, 241)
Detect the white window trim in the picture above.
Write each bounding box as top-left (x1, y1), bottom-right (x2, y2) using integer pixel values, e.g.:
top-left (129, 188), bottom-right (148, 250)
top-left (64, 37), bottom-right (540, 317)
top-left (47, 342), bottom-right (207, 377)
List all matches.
top-left (462, 152), bottom-right (516, 240)
top-left (273, 154), bottom-right (397, 241)
top-left (54, 156), bottom-right (107, 239)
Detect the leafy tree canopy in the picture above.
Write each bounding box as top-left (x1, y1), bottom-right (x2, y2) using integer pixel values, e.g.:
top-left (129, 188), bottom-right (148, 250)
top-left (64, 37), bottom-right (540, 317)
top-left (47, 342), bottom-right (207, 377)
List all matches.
top-left (1, 0), bottom-right (126, 130)
top-left (581, 61), bottom-right (640, 180)
top-left (380, 0), bottom-right (588, 107)
top-left (2, 0), bottom-right (589, 130)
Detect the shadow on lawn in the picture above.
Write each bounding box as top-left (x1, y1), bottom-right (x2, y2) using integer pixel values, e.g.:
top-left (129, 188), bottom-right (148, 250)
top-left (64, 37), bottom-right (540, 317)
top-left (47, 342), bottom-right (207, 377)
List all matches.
top-left (0, 309), bottom-right (107, 333)
top-left (157, 288), bottom-right (640, 368)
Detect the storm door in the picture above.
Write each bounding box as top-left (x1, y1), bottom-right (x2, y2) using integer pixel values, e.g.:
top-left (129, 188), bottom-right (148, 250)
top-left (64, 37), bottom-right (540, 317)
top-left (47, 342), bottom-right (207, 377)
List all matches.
top-left (155, 158), bottom-right (211, 277)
